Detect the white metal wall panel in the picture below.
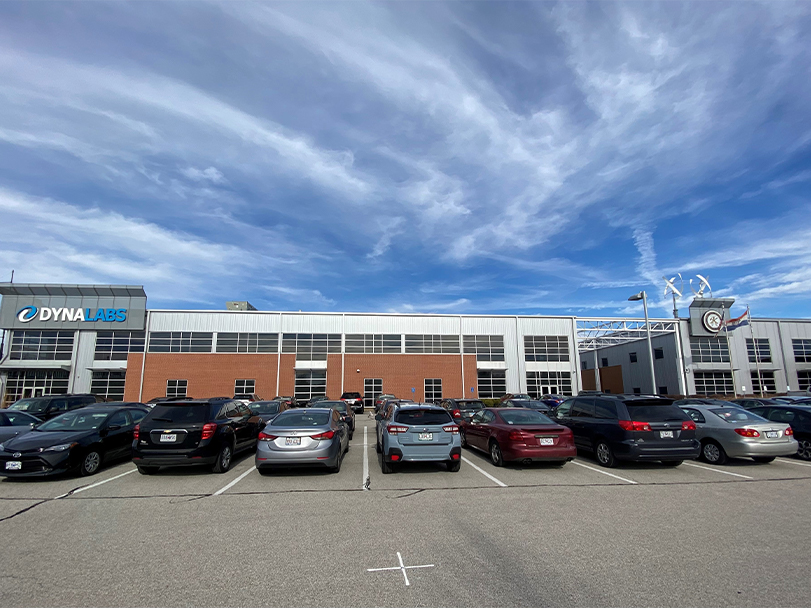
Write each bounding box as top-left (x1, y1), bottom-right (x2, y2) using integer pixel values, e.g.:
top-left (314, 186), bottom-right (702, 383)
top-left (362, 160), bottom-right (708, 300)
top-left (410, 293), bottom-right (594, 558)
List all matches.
top-left (70, 330), bottom-right (96, 394)
top-left (149, 312), bottom-right (282, 333)
top-left (342, 314), bottom-right (463, 335)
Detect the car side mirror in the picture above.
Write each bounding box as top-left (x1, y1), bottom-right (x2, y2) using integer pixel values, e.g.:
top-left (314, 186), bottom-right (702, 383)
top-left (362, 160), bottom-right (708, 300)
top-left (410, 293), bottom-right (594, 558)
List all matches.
top-left (107, 424), bottom-right (122, 432)
top-left (375, 414), bottom-right (382, 421)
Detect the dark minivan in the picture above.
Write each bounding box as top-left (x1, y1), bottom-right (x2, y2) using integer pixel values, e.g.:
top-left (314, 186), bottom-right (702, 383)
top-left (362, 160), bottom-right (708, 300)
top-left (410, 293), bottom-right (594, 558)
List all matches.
top-left (132, 399), bottom-right (265, 474)
top-left (8, 394), bottom-right (99, 421)
top-left (553, 394), bottom-right (700, 467)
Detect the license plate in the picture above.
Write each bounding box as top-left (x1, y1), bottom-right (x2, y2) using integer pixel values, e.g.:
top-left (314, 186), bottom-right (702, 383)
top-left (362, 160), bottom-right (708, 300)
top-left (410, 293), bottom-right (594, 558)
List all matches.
top-left (285, 437), bottom-right (301, 446)
top-left (539, 437), bottom-right (555, 446)
top-left (766, 431), bottom-right (779, 438)
top-left (418, 433), bottom-right (433, 441)
top-left (159, 434), bottom-right (177, 443)
top-left (660, 431), bottom-right (674, 439)
top-left (5, 461), bottom-right (22, 470)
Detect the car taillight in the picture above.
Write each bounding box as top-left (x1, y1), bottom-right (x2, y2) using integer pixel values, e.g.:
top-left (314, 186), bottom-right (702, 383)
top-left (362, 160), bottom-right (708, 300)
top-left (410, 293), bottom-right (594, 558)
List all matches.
top-left (443, 425), bottom-right (458, 434)
top-left (682, 420), bottom-right (696, 431)
top-left (133, 424), bottom-right (139, 440)
top-left (201, 423), bottom-right (217, 440)
top-left (387, 425), bottom-right (409, 434)
top-left (258, 431), bottom-right (278, 441)
top-left (735, 428), bottom-right (760, 437)
top-left (618, 420), bottom-right (652, 431)
top-left (452, 409), bottom-right (461, 418)
top-left (508, 431), bottom-right (526, 441)
top-left (785, 427), bottom-right (794, 436)
top-left (311, 430), bottom-right (335, 440)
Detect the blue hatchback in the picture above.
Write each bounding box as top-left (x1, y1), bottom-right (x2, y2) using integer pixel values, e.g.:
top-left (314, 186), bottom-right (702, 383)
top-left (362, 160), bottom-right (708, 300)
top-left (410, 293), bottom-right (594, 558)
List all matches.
top-left (375, 403), bottom-right (461, 473)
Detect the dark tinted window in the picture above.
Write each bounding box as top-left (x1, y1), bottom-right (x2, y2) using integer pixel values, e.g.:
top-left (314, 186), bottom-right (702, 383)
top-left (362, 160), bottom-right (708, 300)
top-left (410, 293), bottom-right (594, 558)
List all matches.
top-left (768, 409), bottom-right (796, 423)
top-left (129, 409), bottom-right (147, 423)
top-left (9, 399), bottom-right (49, 414)
top-left (148, 405), bottom-right (210, 424)
top-left (481, 410), bottom-right (496, 423)
top-left (626, 405), bottom-right (688, 422)
top-left (459, 401), bottom-right (485, 409)
top-left (50, 399), bottom-right (68, 412)
top-left (394, 409), bottom-right (452, 425)
top-left (251, 402), bottom-right (281, 415)
top-left (271, 411), bottom-right (331, 427)
top-left (108, 411), bottom-right (130, 427)
top-left (324, 401), bottom-right (348, 412)
top-left (556, 399), bottom-right (574, 417)
top-left (500, 410), bottom-right (554, 425)
top-left (341, 392), bottom-right (361, 399)
top-left (594, 399), bottom-right (618, 419)
top-left (571, 398), bottom-right (595, 418)
top-left (67, 397), bottom-right (85, 408)
top-left (237, 404), bottom-right (251, 417)
top-left (682, 408), bottom-right (705, 424)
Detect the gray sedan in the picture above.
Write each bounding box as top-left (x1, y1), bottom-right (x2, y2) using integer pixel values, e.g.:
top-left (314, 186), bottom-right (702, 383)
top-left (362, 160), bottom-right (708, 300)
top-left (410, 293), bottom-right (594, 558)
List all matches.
top-left (680, 404), bottom-right (797, 464)
top-left (255, 408), bottom-right (349, 473)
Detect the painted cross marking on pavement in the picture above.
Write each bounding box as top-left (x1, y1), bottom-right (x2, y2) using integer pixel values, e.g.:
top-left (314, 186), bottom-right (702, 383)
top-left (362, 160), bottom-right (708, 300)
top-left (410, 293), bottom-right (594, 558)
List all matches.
top-left (366, 552), bottom-right (435, 586)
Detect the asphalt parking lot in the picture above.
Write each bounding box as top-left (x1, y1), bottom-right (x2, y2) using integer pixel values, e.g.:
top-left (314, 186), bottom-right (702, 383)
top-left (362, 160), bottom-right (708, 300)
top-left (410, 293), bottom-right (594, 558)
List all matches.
top-left (1, 416), bottom-right (810, 607)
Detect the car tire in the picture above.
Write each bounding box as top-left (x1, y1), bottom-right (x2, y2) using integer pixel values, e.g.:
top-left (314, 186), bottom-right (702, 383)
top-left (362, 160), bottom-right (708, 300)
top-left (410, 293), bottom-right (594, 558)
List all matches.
top-left (796, 438), bottom-right (811, 461)
top-left (349, 431), bottom-right (354, 441)
top-left (137, 465), bottom-right (159, 475)
top-left (330, 451), bottom-right (343, 474)
top-left (460, 430), bottom-right (468, 448)
top-left (489, 440), bottom-right (504, 467)
top-left (701, 440), bottom-right (727, 465)
top-left (594, 441), bottom-right (616, 468)
top-left (212, 442), bottom-right (233, 473)
top-left (79, 450), bottom-right (102, 476)
top-left (660, 460), bottom-right (683, 467)
top-left (752, 456), bottom-right (775, 463)
top-left (447, 460), bottom-right (461, 472)
top-left (381, 459), bottom-right (394, 474)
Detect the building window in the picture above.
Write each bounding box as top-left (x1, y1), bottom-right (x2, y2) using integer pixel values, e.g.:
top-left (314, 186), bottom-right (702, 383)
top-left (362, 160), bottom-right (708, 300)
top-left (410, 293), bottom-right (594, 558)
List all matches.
top-left (477, 370), bottom-right (506, 399)
top-left (364, 378), bottom-right (383, 407)
top-left (658, 386), bottom-right (668, 395)
top-left (294, 370), bottom-right (327, 401)
top-left (526, 371), bottom-right (573, 398)
top-left (746, 338), bottom-right (771, 364)
top-left (581, 360), bottom-right (588, 370)
top-left (282, 334), bottom-right (341, 360)
top-left (601, 357), bottom-right (608, 368)
top-left (345, 334), bottom-right (401, 354)
top-left (404, 335), bottom-right (460, 354)
top-left (10, 330), bottom-right (74, 360)
top-left (524, 336), bottom-right (570, 362)
top-left (750, 371), bottom-right (776, 394)
top-left (216, 333), bottom-right (278, 353)
top-left (633, 388), bottom-right (641, 395)
top-left (654, 348), bottom-right (664, 360)
top-left (424, 378), bottom-right (442, 402)
top-left (463, 335), bottom-right (505, 361)
top-left (94, 331), bottom-right (145, 360)
top-left (3, 369), bottom-right (70, 406)
top-left (629, 352), bottom-right (638, 363)
top-left (798, 370), bottom-right (811, 391)
top-left (91, 371), bottom-right (126, 401)
top-left (234, 379), bottom-right (256, 396)
top-left (690, 337), bottom-right (730, 363)
top-left (694, 371), bottom-right (733, 395)
top-left (149, 332), bottom-right (213, 353)
top-left (166, 380), bottom-right (188, 398)
top-left (793, 339), bottom-right (811, 363)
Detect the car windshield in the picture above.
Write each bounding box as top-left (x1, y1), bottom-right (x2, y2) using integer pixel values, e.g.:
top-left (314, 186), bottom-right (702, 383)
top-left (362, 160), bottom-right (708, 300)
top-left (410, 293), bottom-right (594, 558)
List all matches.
top-left (9, 399), bottom-right (49, 413)
top-left (322, 401), bottom-right (347, 412)
top-left (148, 405), bottom-right (209, 424)
top-left (500, 410), bottom-right (554, 425)
top-left (341, 393), bottom-right (361, 399)
top-left (250, 402), bottom-right (280, 415)
top-left (626, 404), bottom-right (687, 422)
top-left (394, 409), bottom-right (452, 425)
top-left (711, 408), bottom-right (766, 422)
top-left (271, 411), bottom-right (331, 427)
top-left (459, 401), bottom-right (484, 409)
top-left (524, 401), bottom-right (548, 409)
top-left (39, 411), bottom-right (109, 431)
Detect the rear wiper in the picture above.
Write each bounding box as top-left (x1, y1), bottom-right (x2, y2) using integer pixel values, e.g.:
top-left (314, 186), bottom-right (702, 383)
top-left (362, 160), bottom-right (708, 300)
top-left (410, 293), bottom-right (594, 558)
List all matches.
top-left (152, 417), bottom-right (174, 422)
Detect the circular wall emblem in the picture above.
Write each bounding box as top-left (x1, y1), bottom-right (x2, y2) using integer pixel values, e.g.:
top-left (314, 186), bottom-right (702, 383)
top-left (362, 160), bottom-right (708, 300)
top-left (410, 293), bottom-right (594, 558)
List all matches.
top-left (16, 306), bottom-right (38, 323)
top-left (702, 310), bottom-right (723, 333)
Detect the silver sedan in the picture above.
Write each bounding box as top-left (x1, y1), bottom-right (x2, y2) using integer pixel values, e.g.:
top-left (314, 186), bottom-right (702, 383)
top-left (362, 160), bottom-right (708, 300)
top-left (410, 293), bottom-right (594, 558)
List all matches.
top-left (680, 404), bottom-right (797, 464)
top-left (256, 408), bottom-right (349, 473)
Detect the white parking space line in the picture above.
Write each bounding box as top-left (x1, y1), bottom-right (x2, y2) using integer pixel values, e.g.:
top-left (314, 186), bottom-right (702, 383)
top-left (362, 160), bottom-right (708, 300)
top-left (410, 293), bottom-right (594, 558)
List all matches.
top-left (213, 466), bottom-right (257, 496)
top-left (683, 462), bottom-right (753, 479)
top-left (55, 468), bottom-right (138, 499)
top-left (776, 458), bottom-right (811, 468)
top-left (362, 426), bottom-right (369, 491)
top-left (571, 460), bottom-right (638, 484)
top-left (367, 552), bottom-right (435, 587)
top-left (461, 456), bottom-right (507, 487)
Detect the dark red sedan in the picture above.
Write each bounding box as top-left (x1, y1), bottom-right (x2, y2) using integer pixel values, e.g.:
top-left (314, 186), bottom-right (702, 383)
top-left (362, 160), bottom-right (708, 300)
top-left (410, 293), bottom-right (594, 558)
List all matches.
top-left (459, 408), bottom-right (576, 466)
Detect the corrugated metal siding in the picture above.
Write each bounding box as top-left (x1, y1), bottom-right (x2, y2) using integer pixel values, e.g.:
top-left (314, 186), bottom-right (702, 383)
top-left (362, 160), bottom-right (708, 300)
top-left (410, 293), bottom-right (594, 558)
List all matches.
top-left (71, 330), bottom-right (96, 393)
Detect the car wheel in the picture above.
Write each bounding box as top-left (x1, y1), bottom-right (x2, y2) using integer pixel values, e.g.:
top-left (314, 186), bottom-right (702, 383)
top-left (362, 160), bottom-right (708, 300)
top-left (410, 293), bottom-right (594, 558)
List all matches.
top-left (460, 430), bottom-right (468, 448)
top-left (660, 460), bottom-right (683, 467)
top-left (796, 438), bottom-right (811, 461)
top-left (594, 441), bottom-right (616, 468)
top-left (330, 451), bottom-right (343, 474)
top-left (701, 440), bottom-right (727, 465)
top-left (137, 465), bottom-right (159, 475)
top-left (212, 442), bottom-right (233, 473)
top-left (447, 460), bottom-right (461, 472)
top-left (489, 440), bottom-right (503, 467)
top-left (381, 459), bottom-right (394, 474)
top-left (79, 450), bottom-right (102, 476)
top-left (752, 456), bottom-right (775, 463)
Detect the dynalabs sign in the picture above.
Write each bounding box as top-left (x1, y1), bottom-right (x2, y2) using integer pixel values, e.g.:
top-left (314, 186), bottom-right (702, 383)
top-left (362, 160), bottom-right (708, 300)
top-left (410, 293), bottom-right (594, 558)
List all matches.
top-left (17, 306), bottom-right (128, 323)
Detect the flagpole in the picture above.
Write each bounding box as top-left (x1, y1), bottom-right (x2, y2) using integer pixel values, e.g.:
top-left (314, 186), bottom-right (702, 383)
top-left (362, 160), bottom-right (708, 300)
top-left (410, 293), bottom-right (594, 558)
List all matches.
top-left (747, 306), bottom-right (763, 398)
top-left (721, 303), bottom-right (738, 398)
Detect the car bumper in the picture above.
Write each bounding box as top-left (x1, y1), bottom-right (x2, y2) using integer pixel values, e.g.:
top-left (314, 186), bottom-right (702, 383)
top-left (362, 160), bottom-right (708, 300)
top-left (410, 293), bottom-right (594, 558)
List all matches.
top-left (0, 451), bottom-right (74, 477)
top-left (132, 444), bottom-right (220, 467)
top-left (724, 439), bottom-right (799, 458)
top-left (386, 444), bottom-right (462, 463)
top-left (256, 439), bottom-right (339, 467)
top-left (501, 444), bottom-right (577, 462)
top-left (614, 440), bottom-right (701, 462)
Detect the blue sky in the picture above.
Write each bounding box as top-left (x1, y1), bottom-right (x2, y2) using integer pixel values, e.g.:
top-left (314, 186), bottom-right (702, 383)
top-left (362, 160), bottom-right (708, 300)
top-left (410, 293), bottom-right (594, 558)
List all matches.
top-left (0, 2), bottom-right (810, 319)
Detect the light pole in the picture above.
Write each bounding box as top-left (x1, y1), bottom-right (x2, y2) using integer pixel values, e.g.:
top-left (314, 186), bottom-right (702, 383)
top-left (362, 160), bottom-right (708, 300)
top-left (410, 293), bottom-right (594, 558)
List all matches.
top-left (629, 291), bottom-right (658, 395)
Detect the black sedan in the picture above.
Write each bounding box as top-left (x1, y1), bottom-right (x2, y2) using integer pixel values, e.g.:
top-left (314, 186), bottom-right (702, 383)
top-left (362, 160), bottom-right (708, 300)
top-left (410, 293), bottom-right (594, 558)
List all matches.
top-left (0, 410), bottom-right (41, 443)
top-left (0, 405), bottom-right (147, 477)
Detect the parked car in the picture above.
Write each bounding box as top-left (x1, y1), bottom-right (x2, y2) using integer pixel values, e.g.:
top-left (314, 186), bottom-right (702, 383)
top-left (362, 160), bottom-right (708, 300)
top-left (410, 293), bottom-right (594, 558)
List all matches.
top-left (499, 393), bottom-right (531, 403)
top-left (680, 404), bottom-right (797, 464)
top-left (7, 394), bottom-right (99, 421)
top-left (503, 399), bottom-right (555, 413)
top-left (340, 392), bottom-right (364, 414)
top-left (249, 399), bottom-right (291, 423)
top-left (731, 398), bottom-right (783, 409)
top-left (234, 393), bottom-right (263, 405)
top-left (305, 395), bottom-right (329, 407)
top-left (439, 398), bottom-right (485, 421)
top-left (322, 400), bottom-right (354, 439)
top-left (256, 408), bottom-right (349, 473)
top-left (132, 398), bottom-right (264, 474)
top-left (374, 394), bottom-right (397, 413)
top-left (552, 394), bottom-right (700, 467)
top-left (674, 398), bottom-right (745, 409)
top-left (772, 396), bottom-right (811, 404)
top-left (0, 405), bottom-right (148, 477)
top-left (0, 410), bottom-right (41, 443)
top-left (747, 404), bottom-right (811, 461)
top-left (375, 403), bottom-right (461, 474)
top-left (542, 394), bottom-right (566, 405)
top-left (459, 407), bottom-right (576, 466)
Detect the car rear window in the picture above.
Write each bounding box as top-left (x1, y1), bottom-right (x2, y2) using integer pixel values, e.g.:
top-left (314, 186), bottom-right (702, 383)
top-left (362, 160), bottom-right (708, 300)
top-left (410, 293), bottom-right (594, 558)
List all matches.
top-left (710, 408), bottom-right (767, 422)
top-left (625, 405), bottom-right (688, 422)
top-left (459, 401), bottom-right (484, 409)
top-left (250, 402), bottom-right (280, 415)
top-left (271, 411), bottom-right (331, 427)
top-left (323, 401), bottom-right (348, 412)
top-left (500, 410), bottom-right (554, 425)
top-left (148, 404), bottom-right (210, 424)
top-left (341, 393), bottom-right (361, 398)
top-left (395, 409), bottom-right (452, 425)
